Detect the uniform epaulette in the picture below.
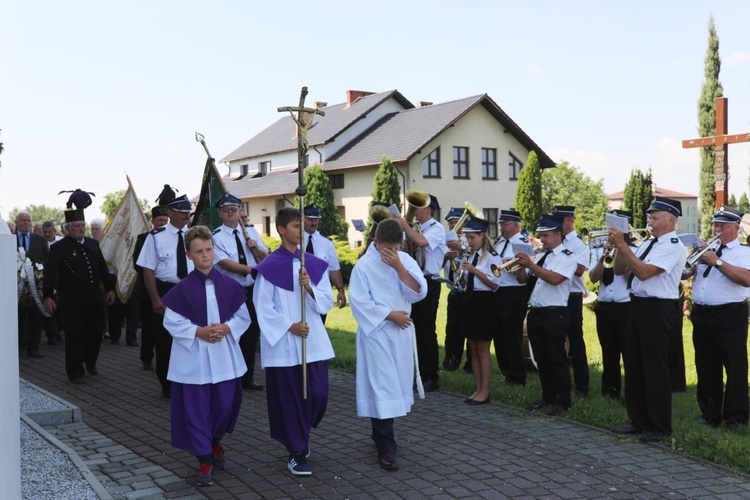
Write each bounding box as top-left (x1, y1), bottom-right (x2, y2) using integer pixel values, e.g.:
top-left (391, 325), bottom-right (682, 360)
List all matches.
top-left (562, 249), bottom-right (573, 255)
top-left (322, 234), bottom-right (332, 241)
top-left (488, 247), bottom-right (498, 256)
top-left (150, 227), bottom-right (167, 235)
top-left (245, 223), bottom-right (254, 228)
top-left (671, 237), bottom-right (679, 243)
top-left (519, 237), bottom-right (529, 243)
top-left (212, 228), bottom-right (221, 235)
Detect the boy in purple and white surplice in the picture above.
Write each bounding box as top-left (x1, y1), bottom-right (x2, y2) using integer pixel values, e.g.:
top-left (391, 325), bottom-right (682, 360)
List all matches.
top-left (162, 226), bottom-right (250, 487)
top-left (252, 207), bottom-right (334, 477)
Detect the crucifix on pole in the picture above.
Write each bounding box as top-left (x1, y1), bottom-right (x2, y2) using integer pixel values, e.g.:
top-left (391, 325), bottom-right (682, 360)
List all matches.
top-left (682, 97), bottom-right (750, 209)
top-left (277, 86), bottom-right (325, 399)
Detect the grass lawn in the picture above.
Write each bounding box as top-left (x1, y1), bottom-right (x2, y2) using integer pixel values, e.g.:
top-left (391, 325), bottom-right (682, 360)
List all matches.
top-left (325, 287), bottom-right (750, 474)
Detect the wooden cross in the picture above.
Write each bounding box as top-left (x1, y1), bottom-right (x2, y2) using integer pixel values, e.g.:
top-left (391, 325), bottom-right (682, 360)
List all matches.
top-left (682, 97), bottom-right (750, 208)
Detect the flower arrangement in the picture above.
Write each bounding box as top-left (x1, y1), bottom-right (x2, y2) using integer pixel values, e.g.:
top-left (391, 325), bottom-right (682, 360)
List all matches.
top-left (17, 247), bottom-right (48, 316)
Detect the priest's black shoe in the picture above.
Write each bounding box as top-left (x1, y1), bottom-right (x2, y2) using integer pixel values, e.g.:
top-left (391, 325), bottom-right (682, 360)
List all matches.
top-left (70, 376), bottom-right (85, 385)
top-left (243, 380), bottom-right (265, 391)
top-left (526, 400), bottom-right (550, 411)
top-left (612, 424), bottom-right (642, 435)
top-left (639, 431), bottom-right (666, 443)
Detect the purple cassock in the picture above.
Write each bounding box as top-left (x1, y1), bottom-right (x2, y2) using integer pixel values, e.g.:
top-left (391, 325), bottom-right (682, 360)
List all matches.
top-left (162, 268), bottom-right (248, 457)
top-left (252, 246), bottom-right (331, 453)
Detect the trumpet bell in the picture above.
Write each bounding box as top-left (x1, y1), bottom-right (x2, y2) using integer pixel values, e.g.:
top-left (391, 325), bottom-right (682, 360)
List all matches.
top-left (368, 205), bottom-right (393, 238)
top-left (404, 189), bottom-right (430, 225)
top-left (454, 201), bottom-right (484, 235)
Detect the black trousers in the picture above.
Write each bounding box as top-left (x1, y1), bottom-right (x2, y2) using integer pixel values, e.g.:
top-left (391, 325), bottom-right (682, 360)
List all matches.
top-left (18, 303), bottom-right (42, 353)
top-left (626, 296), bottom-right (676, 435)
top-left (669, 297), bottom-right (686, 392)
top-left (411, 278), bottom-right (441, 382)
top-left (108, 294), bottom-right (139, 343)
top-left (154, 280), bottom-right (176, 392)
top-left (594, 301), bottom-right (629, 397)
top-left (442, 291), bottom-right (465, 370)
top-left (494, 287), bottom-right (527, 384)
top-left (566, 294), bottom-right (589, 394)
top-left (139, 296), bottom-right (155, 364)
top-left (371, 418), bottom-right (396, 455)
top-left (692, 301), bottom-right (749, 426)
top-left (527, 306), bottom-right (571, 408)
top-left (241, 285), bottom-right (260, 384)
top-left (61, 301), bottom-right (105, 380)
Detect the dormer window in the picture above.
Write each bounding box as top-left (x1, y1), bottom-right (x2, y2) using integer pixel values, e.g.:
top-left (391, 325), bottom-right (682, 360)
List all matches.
top-left (259, 161), bottom-right (271, 177)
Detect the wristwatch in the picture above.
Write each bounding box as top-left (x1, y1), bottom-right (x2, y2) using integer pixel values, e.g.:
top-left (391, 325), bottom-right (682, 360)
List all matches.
top-left (715, 259), bottom-right (724, 268)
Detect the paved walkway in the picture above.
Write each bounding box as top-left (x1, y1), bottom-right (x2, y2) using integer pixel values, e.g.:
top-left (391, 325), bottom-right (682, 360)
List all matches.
top-left (20, 339), bottom-right (750, 499)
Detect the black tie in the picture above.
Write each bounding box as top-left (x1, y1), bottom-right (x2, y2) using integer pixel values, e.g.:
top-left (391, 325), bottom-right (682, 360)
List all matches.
top-left (465, 252), bottom-right (480, 296)
top-left (500, 239), bottom-right (510, 258)
top-left (627, 237), bottom-right (658, 289)
top-left (306, 235), bottom-right (314, 254)
top-left (703, 244), bottom-right (726, 277)
top-left (20, 233), bottom-right (28, 251)
top-left (523, 251), bottom-right (551, 300)
top-left (176, 229), bottom-right (188, 279)
top-left (234, 229), bottom-right (248, 266)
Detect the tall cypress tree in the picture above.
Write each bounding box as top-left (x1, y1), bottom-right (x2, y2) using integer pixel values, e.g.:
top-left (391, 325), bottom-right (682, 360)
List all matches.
top-left (371, 155), bottom-right (401, 208)
top-left (622, 168), bottom-right (653, 229)
top-left (299, 164), bottom-right (348, 239)
top-left (697, 16), bottom-right (723, 237)
top-left (515, 151), bottom-right (543, 232)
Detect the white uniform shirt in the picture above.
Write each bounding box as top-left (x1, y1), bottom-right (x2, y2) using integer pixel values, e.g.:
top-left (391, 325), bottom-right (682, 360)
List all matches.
top-left (47, 235), bottom-right (63, 248)
top-left (135, 222), bottom-right (194, 283)
top-left (164, 279), bottom-right (250, 384)
top-left (692, 238), bottom-right (750, 305)
top-left (466, 247), bottom-right (502, 292)
top-left (303, 230), bottom-right (340, 271)
top-left (349, 243), bottom-right (427, 419)
top-left (630, 231), bottom-right (686, 300)
top-left (253, 259), bottom-right (335, 368)
top-left (213, 224), bottom-right (269, 287)
top-left (563, 230), bottom-right (589, 293)
top-left (590, 245), bottom-right (633, 303)
top-left (418, 218), bottom-right (447, 277)
top-left (495, 233), bottom-right (527, 288)
top-left (528, 244), bottom-right (578, 308)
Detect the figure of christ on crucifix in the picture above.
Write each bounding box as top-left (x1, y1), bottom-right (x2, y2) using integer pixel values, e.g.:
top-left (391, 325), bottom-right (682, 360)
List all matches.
top-left (278, 86), bottom-right (325, 175)
top-left (683, 97), bottom-right (750, 209)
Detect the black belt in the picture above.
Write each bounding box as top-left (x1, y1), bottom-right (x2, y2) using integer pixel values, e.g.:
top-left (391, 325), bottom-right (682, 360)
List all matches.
top-left (694, 300), bottom-right (747, 310)
top-left (529, 306), bottom-right (566, 313)
top-left (569, 292), bottom-right (583, 297)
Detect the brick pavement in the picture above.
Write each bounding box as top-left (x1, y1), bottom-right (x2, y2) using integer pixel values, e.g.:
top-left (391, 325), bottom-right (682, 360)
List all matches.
top-left (20, 339), bottom-right (750, 499)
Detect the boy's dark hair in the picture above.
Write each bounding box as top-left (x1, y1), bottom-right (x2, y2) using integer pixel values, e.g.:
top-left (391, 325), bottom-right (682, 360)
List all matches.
top-left (276, 207), bottom-right (301, 229)
top-left (185, 225), bottom-right (213, 250)
top-left (374, 218), bottom-right (403, 244)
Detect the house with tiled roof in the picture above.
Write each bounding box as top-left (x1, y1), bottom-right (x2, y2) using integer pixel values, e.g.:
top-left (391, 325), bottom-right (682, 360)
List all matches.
top-left (219, 89), bottom-right (555, 245)
top-left (608, 186), bottom-right (698, 234)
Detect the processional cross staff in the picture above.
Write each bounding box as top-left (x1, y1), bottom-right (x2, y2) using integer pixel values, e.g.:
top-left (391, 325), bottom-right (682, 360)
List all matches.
top-left (278, 86), bottom-right (325, 399)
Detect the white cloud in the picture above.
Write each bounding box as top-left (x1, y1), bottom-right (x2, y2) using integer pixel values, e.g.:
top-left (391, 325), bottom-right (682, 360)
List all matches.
top-left (726, 52), bottom-right (750, 65)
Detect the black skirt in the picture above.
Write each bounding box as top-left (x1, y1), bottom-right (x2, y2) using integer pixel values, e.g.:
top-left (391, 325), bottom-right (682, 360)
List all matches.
top-left (460, 290), bottom-right (496, 341)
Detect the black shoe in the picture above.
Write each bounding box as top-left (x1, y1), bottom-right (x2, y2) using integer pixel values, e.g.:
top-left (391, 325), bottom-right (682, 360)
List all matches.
top-left (142, 361), bottom-right (154, 370)
top-left (162, 387), bottom-right (171, 398)
top-left (527, 400), bottom-right (550, 411)
top-left (126, 341), bottom-right (139, 347)
top-left (546, 404), bottom-right (568, 416)
top-left (70, 376), bottom-right (85, 385)
top-left (639, 431), bottom-right (666, 443)
top-left (242, 381), bottom-right (265, 391)
top-left (378, 452), bottom-right (399, 471)
top-left (86, 366), bottom-right (98, 375)
top-left (442, 356), bottom-right (459, 372)
top-left (463, 364), bottom-right (473, 374)
top-left (422, 379), bottom-right (440, 392)
top-left (468, 397), bottom-right (490, 406)
top-left (27, 350), bottom-right (45, 359)
top-left (612, 424), bottom-right (642, 435)
top-left (463, 397), bottom-right (474, 404)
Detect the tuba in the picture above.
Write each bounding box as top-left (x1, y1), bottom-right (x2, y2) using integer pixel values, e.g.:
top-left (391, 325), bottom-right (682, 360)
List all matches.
top-left (402, 189), bottom-right (430, 269)
top-left (367, 204), bottom-right (393, 242)
top-left (451, 202), bottom-right (483, 272)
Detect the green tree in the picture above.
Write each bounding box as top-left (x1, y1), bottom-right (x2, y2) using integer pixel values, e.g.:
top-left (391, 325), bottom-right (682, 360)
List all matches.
top-left (298, 164), bottom-right (348, 239)
top-left (540, 161), bottom-right (609, 232)
top-left (514, 151), bottom-right (543, 232)
top-left (738, 193), bottom-right (750, 213)
top-left (622, 168), bottom-right (654, 229)
top-left (100, 190), bottom-right (150, 225)
top-left (371, 155), bottom-right (401, 208)
top-left (9, 204), bottom-right (65, 226)
top-left (728, 194), bottom-right (737, 207)
top-left (697, 16), bottom-right (723, 238)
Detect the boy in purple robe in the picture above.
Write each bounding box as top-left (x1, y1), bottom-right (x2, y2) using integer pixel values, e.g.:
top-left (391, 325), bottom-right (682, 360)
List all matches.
top-left (252, 207), bottom-right (335, 476)
top-left (162, 226), bottom-right (250, 487)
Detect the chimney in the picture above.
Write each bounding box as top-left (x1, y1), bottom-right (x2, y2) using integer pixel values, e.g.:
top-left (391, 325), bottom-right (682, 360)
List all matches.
top-left (313, 101), bottom-right (327, 109)
top-left (416, 101), bottom-right (433, 108)
top-left (346, 90), bottom-right (375, 107)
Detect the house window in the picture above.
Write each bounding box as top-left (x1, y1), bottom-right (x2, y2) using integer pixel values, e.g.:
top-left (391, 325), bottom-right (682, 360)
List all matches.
top-left (422, 147), bottom-right (440, 177)
top-left (481, 148), bottom-right (497, 180)
top-left (337, 205), bottom-right (346, 221)
top-left (483, 208), bottom-right (498, 239)
top-left (259, 161), bottom-right (271, 177)
top-left (329, 174), bottom-right (344, 189)
top-left (240, 164), bottom-right (248, 176)
top-left (508, 153), bottom-right (523, 180)
top-left (453, 147), bottom-right (469, 179)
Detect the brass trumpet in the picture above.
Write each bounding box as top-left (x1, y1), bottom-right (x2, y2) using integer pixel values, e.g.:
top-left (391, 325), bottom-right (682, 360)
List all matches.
top-left (450, 201), bottom-right (483, 272)
top-left (684, 233), bottom-right (723, 274)
top-left (491, 251), bottom-right (542, 276)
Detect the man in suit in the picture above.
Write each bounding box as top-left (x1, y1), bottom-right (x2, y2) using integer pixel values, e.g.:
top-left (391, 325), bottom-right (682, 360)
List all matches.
top-left (16, 211), bottom-right (50, 358)
top-left (43, 206), bottom-right (115, 383)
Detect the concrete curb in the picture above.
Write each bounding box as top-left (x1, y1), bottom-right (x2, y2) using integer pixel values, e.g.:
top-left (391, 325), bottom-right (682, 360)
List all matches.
top-left (21, 379), bottom-right (82, 425)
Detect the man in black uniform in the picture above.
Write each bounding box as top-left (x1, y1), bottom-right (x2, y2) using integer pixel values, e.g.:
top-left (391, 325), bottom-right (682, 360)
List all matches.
top-left (43, 202), bottom-right (115, 384)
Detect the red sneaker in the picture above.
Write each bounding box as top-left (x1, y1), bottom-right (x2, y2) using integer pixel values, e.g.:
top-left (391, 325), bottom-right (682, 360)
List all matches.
top-left (198, 463), bottom-right (213, 487)
top-left (212, 444), bottom-right (226, 470)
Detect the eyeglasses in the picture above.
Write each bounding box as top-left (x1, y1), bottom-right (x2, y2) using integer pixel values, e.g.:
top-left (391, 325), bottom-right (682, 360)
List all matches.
top-left (221, 207), bottom-right (239, 213)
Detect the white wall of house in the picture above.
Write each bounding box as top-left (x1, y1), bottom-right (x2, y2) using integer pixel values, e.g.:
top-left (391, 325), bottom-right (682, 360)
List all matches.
top-left (227, 151), bottom-right (299, 177)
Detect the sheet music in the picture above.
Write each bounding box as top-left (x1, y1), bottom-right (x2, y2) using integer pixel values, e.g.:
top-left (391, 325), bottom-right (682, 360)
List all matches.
top-left (605, 213), bottom-right (629, 232)
top-left (677, 233), bottom-right (701, 248)
top-left (511, 242), bottom-right (534, 258)
top-left (388, 204), bottom-right (401, 217)
top-left (351, 219), bottom-right (366, 232)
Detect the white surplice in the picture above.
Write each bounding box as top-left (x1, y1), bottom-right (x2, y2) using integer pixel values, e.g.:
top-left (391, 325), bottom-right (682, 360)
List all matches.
top-left (253, 257), bottom-right (335, 368)
top-left (164, 279), bottom-right (250, 385)
top-left (349, 243), bottom-right (428, 419)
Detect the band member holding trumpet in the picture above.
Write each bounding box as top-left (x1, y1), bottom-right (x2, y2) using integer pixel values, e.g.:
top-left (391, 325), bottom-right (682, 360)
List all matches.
top-left (516, 214), bottom-right (577, 416)
top-left (493, 209), bottom-right (530, 386)
top-left (588, 209), bottom-right (635, 399)
top-left (396, 194), bottom-right (446, 392)
top-left (685, 206), bottom-right (750, 429)
top-left (610, 197), bottom-right (686, 442)
top-left (552, 205), bottom-right (590, 397)
top-left (212, 193), bottom-right (269, 391)
top-left (459, 217), bottom-right (501, 405)
top-left (442, 208), bottom-right (470, 372)
top-left (303, 204), bottom-right (347, 321)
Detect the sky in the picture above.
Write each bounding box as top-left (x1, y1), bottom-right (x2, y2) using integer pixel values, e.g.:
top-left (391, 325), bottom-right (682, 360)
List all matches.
top-left (2, 0), bottom-right (749, 223)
